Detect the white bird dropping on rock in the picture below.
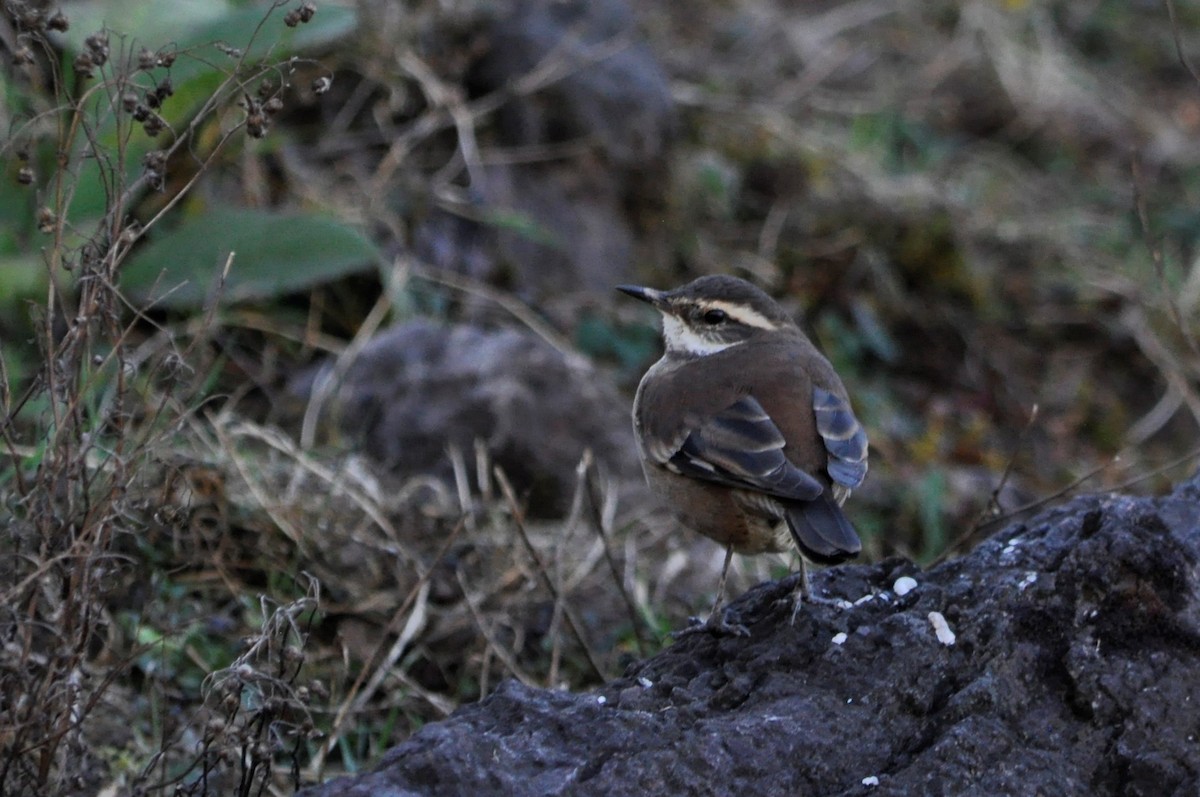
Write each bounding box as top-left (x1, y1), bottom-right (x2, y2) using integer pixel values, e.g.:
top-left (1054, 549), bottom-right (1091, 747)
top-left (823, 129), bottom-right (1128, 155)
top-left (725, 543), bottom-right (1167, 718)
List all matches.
top-left (928, 611), bottom-right (956, 646)
top-left (831, 632), bottom-right (848, 645)
top-left (893, 576), bottom-right (918, 596)
top-left (862, 775), bottom-right (880, 786)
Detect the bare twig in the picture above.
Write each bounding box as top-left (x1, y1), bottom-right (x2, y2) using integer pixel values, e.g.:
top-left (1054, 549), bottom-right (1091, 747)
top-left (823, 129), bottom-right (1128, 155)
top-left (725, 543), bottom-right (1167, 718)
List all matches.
top-left (970, 455), bottom-right (1122, 536)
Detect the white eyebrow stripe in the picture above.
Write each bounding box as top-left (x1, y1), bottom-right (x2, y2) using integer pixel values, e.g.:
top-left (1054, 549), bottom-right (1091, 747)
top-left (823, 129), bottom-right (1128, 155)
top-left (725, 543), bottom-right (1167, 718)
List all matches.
top-left (700, 300), bottom-right (779, 331)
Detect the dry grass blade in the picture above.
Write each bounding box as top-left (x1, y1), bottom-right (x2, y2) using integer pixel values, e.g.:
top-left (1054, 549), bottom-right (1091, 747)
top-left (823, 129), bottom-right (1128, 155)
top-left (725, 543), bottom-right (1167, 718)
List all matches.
top-left (493, 467), bottom-right (607, 681)
top-left (1106, 444), bottom-right (1200, 493)
top-left (1131, 157), bottom-right (1200, 362)
top-left (1119, 305), bottom-right (1200, 434)
top-left (581, 452), bottom-right (649, 656)
top-left (309, 517), bottom-right (467, 779)
top-left (455, 566), bottom-right (538, 688)
top-left (300, 271), bottom-right (397, 449)
top-left (407, 265), bottom-right (580, 362)
top-left (215, 417), bottom-right (421, 569)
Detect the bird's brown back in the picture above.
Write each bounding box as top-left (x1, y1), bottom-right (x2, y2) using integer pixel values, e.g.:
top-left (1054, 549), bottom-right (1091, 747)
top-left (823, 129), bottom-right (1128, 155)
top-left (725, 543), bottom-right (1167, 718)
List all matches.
top-left (635, 326), bottom-right (848, 485)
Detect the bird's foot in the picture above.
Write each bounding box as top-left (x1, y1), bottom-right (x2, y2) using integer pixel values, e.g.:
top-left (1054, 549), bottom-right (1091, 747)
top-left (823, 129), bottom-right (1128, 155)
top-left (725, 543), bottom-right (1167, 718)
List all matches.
top-left (672, 611), bottom-right (750, 639)
top-left (787, 590), bottom-right (854, 624)
top-left (786, 590), bottom-right (852, 624)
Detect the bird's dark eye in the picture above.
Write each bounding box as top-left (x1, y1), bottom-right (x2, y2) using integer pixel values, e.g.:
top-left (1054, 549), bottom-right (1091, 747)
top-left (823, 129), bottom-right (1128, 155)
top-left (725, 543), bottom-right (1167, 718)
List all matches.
top-left (702, 309), bottom-right (727, 325)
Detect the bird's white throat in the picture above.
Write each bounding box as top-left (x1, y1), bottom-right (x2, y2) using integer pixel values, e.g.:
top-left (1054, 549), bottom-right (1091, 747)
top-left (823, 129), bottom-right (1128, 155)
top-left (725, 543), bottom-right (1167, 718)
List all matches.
top-left (660, 314), bottom-right (743, 356)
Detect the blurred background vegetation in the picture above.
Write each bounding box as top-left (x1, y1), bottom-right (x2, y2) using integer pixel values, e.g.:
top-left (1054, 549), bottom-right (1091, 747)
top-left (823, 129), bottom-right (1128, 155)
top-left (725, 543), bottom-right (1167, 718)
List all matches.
top-left (2, 0), bottom-right (1200, 793)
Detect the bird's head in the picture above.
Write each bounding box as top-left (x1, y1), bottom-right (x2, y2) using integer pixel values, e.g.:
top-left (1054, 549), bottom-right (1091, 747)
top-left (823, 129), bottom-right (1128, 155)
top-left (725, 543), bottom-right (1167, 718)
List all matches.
top-left (617, 275), bottom-right (793, 357)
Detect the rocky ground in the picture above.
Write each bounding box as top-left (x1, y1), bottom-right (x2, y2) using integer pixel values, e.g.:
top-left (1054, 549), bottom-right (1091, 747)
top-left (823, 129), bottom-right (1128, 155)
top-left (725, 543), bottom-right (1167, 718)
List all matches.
top-left (300, 474), bottom-right (1200, 796)
top-left (7, 0), bottom-right (1200, 794)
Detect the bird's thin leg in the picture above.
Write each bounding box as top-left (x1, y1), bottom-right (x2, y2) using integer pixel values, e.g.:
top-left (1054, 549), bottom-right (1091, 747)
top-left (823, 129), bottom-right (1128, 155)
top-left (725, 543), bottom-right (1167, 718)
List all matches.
top-left (789, 559), bottom-right (811, 625)
top-left (673, 544), bottom-right (750, 638)
top-left (709, 542), bottom-right (735, 617)
top-left (788, 558), bottom-right (846, 624)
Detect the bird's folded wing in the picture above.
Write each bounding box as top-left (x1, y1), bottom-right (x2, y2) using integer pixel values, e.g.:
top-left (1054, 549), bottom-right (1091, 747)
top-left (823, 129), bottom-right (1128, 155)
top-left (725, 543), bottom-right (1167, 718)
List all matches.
top-left (812, 386), bottom-right (869, 490)
top-left (665, 395), bottom-right (824, 501)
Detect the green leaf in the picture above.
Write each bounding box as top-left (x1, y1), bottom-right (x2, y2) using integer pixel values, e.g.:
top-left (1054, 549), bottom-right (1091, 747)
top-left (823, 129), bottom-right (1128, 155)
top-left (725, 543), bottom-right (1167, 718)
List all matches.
top-left (121, 209), bottom-right (384, 309)
top-left (0, 254), bottom-right (49, 318)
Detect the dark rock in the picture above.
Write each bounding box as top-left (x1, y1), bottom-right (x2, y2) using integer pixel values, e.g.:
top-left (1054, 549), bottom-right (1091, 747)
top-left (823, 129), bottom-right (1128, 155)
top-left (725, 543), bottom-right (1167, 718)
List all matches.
top-left (290, 320), bottom-right (641, 516)
top-left (299, 475), bottom-right (1200, 796)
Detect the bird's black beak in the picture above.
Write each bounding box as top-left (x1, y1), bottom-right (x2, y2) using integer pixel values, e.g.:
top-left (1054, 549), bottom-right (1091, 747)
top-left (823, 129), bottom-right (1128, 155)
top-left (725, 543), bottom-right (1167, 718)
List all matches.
top-left (616, 284), bottom-right (669, 309)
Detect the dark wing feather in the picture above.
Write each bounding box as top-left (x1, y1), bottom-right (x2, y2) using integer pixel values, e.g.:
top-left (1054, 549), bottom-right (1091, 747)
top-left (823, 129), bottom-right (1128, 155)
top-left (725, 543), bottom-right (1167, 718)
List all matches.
top-left (786, 491), bottom-right (861, 564)
top-left (812, 386), bottom-right (868, 490)
top-left (667, 395), bottom-right (824, 501)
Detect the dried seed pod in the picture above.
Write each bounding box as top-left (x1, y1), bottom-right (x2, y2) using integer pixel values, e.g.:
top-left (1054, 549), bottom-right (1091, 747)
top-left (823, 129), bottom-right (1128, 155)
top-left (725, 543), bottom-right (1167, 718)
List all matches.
top-left (246, 113), bottom-right (268, 138)
top-left (142, 112), bottom-right (164, 137)
top-left (263, 96), bottom-right (284, 115)
top-left (73, 50), bottom-right (95, 78)
top-left (143, 150), bottom-right (167, 171)
top-left (13, 45), bottom-right (34, 66)
top-left (122, 91), bottom-right (138, 112)
top-left (17, 8), bottom-right (44, 31)
top-left (37, 207), bottom-right (56, 232)
top-left (284, 9), bottom-right (301, 27)
top-left (298, 2), bottom-right (316, 22)
top-left (84, 32), bottom-right (109, 66)
top-left (137, 47), bottom-right (155, 70)
top-left (16, 166), bottom-right (34, 185)
top-left (47, 11), bottom-right (69, 32)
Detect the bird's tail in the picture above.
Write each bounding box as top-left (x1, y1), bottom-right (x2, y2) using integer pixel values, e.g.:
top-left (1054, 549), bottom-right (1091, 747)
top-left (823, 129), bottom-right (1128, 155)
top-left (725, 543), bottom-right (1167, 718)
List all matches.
top-left (786, 491), bottom-right (861, 565)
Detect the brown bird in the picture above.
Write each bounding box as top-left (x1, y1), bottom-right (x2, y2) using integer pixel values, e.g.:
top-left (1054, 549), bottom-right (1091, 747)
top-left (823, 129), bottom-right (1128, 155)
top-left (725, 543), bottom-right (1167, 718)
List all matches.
top-left (618, 275), bottom-right (868, 635)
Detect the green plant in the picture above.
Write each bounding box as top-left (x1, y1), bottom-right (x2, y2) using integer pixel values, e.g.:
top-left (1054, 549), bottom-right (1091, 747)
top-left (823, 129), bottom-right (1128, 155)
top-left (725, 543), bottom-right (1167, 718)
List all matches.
top-left (0, 2), bottom-right (341, 793)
